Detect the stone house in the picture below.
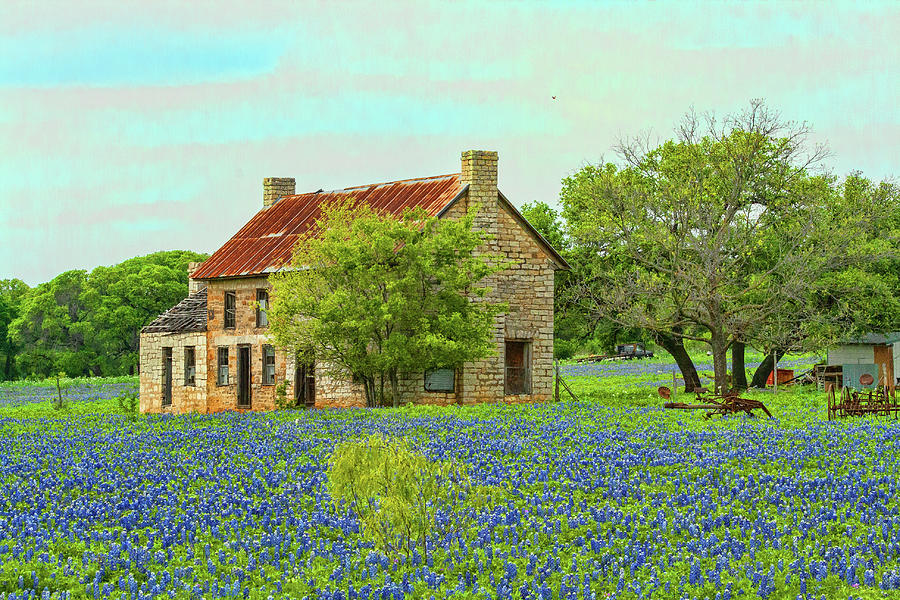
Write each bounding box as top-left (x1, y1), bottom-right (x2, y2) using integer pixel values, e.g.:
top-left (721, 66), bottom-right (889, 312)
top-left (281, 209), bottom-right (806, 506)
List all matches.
top-left (139, 150), bottom-right (569, 413)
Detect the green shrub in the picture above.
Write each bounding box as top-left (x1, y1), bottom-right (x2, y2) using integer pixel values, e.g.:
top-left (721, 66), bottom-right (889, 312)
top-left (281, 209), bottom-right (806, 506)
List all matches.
top-left (52, 372), bottom-right (68, 411)
top-left (554, 338), bottom-right (577, 360)
top-left (116, 389), bottom-right (139, 420)
top-left (327, 434), bottom-right (487, 561)
top-left (274, 379), bottom-right (297, 410)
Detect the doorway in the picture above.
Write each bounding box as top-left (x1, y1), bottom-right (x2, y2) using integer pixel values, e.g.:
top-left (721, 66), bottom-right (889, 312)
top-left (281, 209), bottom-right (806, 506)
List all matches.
top-left (295, 361), bottom-right (315, 408)
top-left (504, 340), bottom-right (531, 395)
top-left (162, 347), bottom-right (172, 407)
top-left (238, 346), bottom-right (251, 408)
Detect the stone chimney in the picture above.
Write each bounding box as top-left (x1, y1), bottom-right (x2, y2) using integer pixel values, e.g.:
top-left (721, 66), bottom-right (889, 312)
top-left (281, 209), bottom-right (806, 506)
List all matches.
top-left (460, 150), bottom-right (498, 235)
top-left (187, 261), bottom-right (205, 295)
top-left (263, 177), bottom-right (296, 208)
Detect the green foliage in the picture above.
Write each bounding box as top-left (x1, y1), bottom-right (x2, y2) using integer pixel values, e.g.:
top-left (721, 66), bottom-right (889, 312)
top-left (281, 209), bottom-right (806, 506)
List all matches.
top-left (553, 338), bottom-right (577, 360)
top-left (115, 388), bottom-right (140, 420)
top-left (9, 250), bottom-right (208, 378)
top-left (327, 434), bottom-right (487, 561)
top-left (268, 200), bottom-right (508, 408)
top-left (273, 379), bottom-right (296, 410)
top-left (520, 201), bottom-right (566, 251)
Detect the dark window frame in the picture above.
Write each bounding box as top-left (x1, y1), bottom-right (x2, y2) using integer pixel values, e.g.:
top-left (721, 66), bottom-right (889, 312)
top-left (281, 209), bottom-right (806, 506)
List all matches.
top-left (217, 346), bottom-right (229, 386)
top-left (256, 289), bottom-right (269, 328)
top-left (184, 346), bottom-right (196, 386)
top-left (424, 367), bottom-right (455, 393)
top-left (224, 291), bottom-right (236, 329)
top-left (262, 345), bottom-right (276, 385)
top-left (162, 347), bottom-right (173, 406)
top-left (237, 345), bottom-right (251, 408)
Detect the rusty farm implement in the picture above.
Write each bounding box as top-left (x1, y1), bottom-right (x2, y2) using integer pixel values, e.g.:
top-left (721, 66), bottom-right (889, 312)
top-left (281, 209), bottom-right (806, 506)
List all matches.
top-left (657, 386), bottom-right (773, 419)
top-left (826, 383), bottom-right (900, 420)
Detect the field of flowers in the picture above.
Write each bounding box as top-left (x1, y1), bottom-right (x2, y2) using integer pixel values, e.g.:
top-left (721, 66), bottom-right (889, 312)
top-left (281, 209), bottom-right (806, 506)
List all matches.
top-left (560, 355), bottom-right (818, 390)
top-left (1, 371), bottom-right (898, 599)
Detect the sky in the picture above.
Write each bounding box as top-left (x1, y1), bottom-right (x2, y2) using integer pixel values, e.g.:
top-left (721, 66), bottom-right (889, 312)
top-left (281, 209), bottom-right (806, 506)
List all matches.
top-left (1, 0), bottom-right (897, 286)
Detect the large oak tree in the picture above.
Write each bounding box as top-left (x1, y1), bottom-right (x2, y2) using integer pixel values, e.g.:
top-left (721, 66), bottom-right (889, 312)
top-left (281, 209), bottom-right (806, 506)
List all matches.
top-left (561, 101), bottom-right (893, 392)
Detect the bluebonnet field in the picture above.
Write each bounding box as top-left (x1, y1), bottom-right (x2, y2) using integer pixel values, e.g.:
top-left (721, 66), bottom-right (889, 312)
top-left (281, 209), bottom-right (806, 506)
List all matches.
top-left (0, 368), bottom-right (898, 600)
top-left (559, 357), bottom-right (815, 389)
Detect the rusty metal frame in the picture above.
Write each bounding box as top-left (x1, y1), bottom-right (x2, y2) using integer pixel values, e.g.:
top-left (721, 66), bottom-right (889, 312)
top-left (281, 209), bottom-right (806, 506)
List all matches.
top-left (659, 387), bottom-right (773, 419)
top-left (827, 385), bottom-right (900, 420)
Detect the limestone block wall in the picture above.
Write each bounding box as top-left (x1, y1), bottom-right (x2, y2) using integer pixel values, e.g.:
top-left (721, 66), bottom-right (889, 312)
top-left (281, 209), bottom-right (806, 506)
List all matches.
top-left (314, 362), bottom-right (367, 408)
top-left (496, 203), bottom-right (555, 402)
top-left (205, 277), bottom-right (287, 412)
top-left (398, 370), bottom-right (459, 406)
top-left (139, 331), bottom-right (208, 414)
top-left (455, 199), bottom-right (555, 404)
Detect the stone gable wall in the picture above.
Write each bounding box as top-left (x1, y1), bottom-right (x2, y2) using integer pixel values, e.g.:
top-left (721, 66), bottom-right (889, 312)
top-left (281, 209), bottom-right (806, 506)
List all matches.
top-left (139, 331), bottom-right (207, 414)
top-left (205, 277), bottom-right (287, 413)
top-left (453, 198), bottom-right (555, 404)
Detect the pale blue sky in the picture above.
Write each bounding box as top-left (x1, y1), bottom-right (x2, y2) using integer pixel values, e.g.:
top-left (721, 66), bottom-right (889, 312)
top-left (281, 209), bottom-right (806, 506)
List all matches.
top-left (1, 0), bottom-right (897, 285)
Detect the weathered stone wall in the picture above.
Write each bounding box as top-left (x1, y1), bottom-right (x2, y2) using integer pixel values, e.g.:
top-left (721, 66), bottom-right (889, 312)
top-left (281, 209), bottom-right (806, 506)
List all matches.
top-left (187, 262), bottom-right (205, 295)
top-left (453, 151), bottom-right (555, 404)
top-left (139, 331), bottom-right (207, 413)
top-left (397, 370), bottom-right (459, 406)
top-left (205, 277), bottom-right (287, 412)
top-left (314, 362), bottom-right (367, 408)
top-left (496, 202), bottom-right (555, 403)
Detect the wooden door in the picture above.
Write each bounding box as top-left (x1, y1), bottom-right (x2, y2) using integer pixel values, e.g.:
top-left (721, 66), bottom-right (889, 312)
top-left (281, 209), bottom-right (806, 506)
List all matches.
top-left (874, 344), bottom-right (895, 388)
top-left (238, 346), bottom-right (251, 408)
top-left (295, 362), bottom-right (315, 408)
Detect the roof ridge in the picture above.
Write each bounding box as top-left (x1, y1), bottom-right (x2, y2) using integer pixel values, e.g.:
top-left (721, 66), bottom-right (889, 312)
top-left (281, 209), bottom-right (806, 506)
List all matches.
top-left (287, 172), bottom-right (460, 198)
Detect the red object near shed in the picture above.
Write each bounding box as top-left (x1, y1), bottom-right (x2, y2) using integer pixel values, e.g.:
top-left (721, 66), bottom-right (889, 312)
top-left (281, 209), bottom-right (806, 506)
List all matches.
top-left (767, 369), bottom-right (794, 386)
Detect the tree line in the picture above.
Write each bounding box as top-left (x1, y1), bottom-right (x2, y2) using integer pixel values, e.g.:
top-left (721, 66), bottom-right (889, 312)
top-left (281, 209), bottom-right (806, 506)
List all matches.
top-left (523, 101), bottom-right (900, 392)
top-left (0, 251), bottom-right (208, 380)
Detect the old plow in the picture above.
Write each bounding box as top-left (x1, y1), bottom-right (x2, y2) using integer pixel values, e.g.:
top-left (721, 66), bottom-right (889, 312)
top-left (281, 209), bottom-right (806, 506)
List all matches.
top-left (826, 384), bottom-right (900, 420)
top-left (658, 386), bottom-right (773, 419)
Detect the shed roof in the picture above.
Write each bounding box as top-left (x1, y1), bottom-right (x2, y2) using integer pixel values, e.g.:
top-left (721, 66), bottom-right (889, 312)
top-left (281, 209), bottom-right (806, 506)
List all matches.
top-left (191, 174), bottom-right (464, 280)
top-left (840, 332), bottom-right (900, 345)
top-left (142, 287), bottom-right (207, 334)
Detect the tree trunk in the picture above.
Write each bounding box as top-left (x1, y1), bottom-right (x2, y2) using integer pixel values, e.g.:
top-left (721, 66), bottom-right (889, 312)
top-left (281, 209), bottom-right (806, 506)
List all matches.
top-left (732, 341), bottom-right (747, 391)
top-left (655, 331), bottom-right (701, 393)
top-left (389, 370), bottom-right (400, 408)
top-left (363, 376), bottom-right (376, 408)
top-left (710, 330), bottom-right (729, 394)
top-left (3, 349), bottom-right (12, 381)
top-left (750, 349), bottom-right (786, 388)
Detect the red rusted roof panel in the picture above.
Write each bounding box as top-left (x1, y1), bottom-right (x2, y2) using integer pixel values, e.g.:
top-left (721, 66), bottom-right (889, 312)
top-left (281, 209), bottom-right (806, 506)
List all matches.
top-left (192, 173), bottom-right (462, 280)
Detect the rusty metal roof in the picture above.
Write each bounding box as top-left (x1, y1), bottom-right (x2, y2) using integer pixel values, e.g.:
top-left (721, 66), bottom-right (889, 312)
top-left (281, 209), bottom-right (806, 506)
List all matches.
top-left (142, 287), bottom-right (207, 333)
top-left (191, 173), bottom-right (464, 280)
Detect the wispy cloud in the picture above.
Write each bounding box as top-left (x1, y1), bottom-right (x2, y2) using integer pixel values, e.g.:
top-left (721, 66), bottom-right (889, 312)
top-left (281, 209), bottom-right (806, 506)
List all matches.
top-left (0, 26), bottom-right (288, 88)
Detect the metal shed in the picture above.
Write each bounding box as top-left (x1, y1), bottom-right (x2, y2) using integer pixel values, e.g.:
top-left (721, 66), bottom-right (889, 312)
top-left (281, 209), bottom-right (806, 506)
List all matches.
top-left (826, 332), bottom-right (900, 387)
